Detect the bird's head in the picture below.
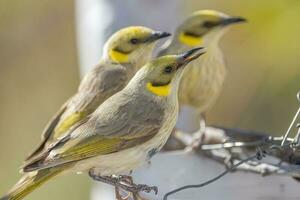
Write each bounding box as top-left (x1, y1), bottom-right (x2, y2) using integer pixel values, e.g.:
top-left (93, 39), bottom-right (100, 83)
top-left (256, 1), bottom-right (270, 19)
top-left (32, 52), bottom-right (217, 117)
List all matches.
top-left (103, 26), bottom-right (170, 65)
top-left (140, 47), bottom-right (206, 97)
top-left (176, 10), bottom-right (246, 47)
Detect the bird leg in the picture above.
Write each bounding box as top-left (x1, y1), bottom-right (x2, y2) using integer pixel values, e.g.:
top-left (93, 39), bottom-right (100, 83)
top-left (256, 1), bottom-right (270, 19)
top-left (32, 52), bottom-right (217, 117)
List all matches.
top-left (89, 170), bottom-right (158, 196)
top-left (115, 176), bottom-right (152, 200)
top-left (186, 113), bottom-right (207, 151)
top-left (115, 184), bottom-right (132, 200)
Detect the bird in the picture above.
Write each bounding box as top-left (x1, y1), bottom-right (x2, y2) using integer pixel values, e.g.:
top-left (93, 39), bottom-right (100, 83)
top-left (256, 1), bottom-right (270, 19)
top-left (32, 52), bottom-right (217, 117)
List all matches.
top-left (24, 26), bottom-right (171, 162)
top-left (0, 47), bottom-right (206, 200)
top-left (158, 10), bottom-right (246, 150)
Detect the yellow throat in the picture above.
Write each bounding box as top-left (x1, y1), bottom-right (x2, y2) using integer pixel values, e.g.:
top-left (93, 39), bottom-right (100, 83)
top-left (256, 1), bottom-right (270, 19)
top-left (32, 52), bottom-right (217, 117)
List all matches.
top-left (109, 49), bottom-right (129, 63)
top-left (146, 82), bottom-right (171, 96)
top-left (179, 32), bottom-right (203, 47)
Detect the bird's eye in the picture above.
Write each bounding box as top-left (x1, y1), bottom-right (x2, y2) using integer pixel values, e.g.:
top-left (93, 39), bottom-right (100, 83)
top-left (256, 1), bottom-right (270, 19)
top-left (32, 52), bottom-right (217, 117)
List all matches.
top-left (203, 21), bottom-right (217, 28)
top-left (130, 38), bottom-right (139, 44)
top-left (164, 66), bottom-right (173, 73)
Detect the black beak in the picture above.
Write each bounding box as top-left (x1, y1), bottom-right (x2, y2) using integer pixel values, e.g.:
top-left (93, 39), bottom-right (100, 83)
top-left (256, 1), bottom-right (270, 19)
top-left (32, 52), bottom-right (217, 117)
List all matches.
top-left (145, 31), bottom-right (171, 43)
top-left (220, 16), bottom-right (247, 26)
top-left (177, 47), bottom-right (206, 69)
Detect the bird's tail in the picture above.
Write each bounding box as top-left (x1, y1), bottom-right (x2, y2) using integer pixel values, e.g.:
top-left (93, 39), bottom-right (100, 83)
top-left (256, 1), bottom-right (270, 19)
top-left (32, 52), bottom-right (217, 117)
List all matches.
top-left (0, 167), bottom-right (67, 200)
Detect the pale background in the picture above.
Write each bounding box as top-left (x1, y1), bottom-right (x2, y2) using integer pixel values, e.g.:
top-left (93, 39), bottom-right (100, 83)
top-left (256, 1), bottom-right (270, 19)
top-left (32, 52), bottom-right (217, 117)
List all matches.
top-left (1, 0), bottom-right (300, 200)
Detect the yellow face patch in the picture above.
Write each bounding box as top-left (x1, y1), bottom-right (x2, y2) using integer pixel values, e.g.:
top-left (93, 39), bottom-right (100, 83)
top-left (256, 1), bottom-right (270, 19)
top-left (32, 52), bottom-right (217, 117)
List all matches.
top-left (109, 49), bottom-right (129, 63)
top-left (146, 82), bottom-right (171, 96)
top-left (178, 32), bottom-right (203, 47)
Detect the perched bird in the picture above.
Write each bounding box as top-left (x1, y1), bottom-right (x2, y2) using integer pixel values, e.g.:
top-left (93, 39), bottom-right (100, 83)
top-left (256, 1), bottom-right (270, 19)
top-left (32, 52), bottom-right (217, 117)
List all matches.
top-left (25, 26), bottom-right (171, 161)
top-left (158, 10), bottom-right (246, 149)
top-left (0, 26), bottom-right (170, 200)
top-left (0, 47), bottom-right (205, 200)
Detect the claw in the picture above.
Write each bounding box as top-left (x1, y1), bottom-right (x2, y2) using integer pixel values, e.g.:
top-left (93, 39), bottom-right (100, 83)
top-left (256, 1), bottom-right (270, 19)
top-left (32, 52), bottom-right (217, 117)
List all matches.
top-left (134, 184), bottom-right (158, 194)
top-left (116, 175), bottom-right (158, 195)
top-left (118, 175), bottom-right (133, 185)
top-left (115, 186), bottom-right (132, 200)
top-left (88, 170), bottom-right (158, 197)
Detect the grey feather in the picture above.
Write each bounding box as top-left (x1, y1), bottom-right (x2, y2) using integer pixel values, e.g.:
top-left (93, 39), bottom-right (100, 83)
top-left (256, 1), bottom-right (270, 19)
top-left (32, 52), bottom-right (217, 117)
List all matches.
top-left (25, 62), bottom-right (129, 161)
top-left (23, 89), bottom-right (165, 171)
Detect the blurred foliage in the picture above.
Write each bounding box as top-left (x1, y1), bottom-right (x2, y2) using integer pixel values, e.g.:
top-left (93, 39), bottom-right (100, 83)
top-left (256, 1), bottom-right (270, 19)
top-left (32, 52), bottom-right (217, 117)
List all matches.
top-left (0, 1), bottom-right (90, 200)
top-left (0, 0), bottom-right (300, 200)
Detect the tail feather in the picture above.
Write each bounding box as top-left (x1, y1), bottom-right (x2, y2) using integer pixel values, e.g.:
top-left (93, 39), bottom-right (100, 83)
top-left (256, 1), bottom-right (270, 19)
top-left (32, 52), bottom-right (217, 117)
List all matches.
top-left (0, 168), bottom-right (65, 200)
top-left (0, 195), bottom-right (9, 200)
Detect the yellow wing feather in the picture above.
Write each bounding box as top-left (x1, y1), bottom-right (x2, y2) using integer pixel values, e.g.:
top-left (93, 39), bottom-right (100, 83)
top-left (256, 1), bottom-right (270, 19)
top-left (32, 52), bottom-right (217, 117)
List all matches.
top-left (53, 111), bottom-right (88, 139)
top-left (23, 134), bottom-right (155, 172)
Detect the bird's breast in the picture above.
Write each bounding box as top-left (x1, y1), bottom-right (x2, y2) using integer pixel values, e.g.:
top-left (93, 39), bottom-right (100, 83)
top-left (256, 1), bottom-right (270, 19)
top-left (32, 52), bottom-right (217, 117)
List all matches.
top-left (179, 48), bottom-right (227, 113)
top-left (72, 102), bottom-right (178, 176)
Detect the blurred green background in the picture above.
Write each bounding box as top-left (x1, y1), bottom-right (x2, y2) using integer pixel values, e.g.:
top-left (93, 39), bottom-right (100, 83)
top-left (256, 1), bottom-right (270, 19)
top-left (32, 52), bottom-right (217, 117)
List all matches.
top-left (0, 0), bottom-right (300, 200)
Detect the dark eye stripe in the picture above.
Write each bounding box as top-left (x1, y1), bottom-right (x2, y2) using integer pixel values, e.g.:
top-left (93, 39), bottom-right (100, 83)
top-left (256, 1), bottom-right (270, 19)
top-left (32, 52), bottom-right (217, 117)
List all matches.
top-left (152, 80), bottom-right (171, 87)
top-left (184, 31), bottom-right (201, 37)
top-left (114, 47), bottom-right (132, 54)
top-left (203, 21), bottom-right (219, 28)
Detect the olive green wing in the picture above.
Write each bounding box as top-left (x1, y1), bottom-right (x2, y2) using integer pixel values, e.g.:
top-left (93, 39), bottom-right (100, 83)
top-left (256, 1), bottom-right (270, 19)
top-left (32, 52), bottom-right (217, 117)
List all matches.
top-left (23, 93), bottom-right (164, 172)
top-left (25, 63), bottom-right (128, 162)
top-left (49, 63), bottom-right (128, 140)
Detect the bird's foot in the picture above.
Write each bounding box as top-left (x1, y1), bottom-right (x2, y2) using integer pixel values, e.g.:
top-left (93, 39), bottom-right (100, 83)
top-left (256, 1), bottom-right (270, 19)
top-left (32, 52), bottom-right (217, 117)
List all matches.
top-left (114, 175), bottom-right (158, 194)
top-left (120, 181), bottom-right (158, 195)
top-left (89, 170), bottom-right (158, 195)
top-left (185, 131), bottom-right (206, 152)
top-left (185, 116), bottom-right (207, 152)
top-left (116, 175), bottom-right (133, 185)
top-left (116, 175), bottom-right (158, 195)
top-left (115, 185), bottom-right (133, 200)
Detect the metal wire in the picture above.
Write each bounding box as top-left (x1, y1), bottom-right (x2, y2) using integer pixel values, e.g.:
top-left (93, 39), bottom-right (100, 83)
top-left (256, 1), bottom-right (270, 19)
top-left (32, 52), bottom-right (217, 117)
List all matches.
top-left (163, 152), bottom-right (262, 200)
top-left (281, 92), bottom-right (300, 146)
